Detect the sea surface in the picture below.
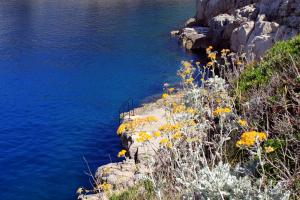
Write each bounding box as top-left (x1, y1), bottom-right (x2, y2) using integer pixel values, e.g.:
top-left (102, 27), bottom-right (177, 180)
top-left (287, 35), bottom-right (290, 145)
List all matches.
top-left (0, 0), bottom-right (197, 199)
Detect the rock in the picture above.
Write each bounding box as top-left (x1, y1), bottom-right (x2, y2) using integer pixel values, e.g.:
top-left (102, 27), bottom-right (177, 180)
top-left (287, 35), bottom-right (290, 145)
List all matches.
top-left (184, 17), bottom-right (198, 27)
top-left (231, 21), bottom-right (255, 52)
top-left (170, 30), bottom-right (180, 36)
top-left (234, 4), bottom-right (259, 21)
top-left (190, 0), bottom-right (300, 59)
top-left (209, 14), bottom-right (242, 47)
top-left (246, 35), bottom-right (274, 60)
top-left (274, 25), bottom-right (299, 42)
top-left (244, 20), bottom-right (279, 58)
top-left (178, 27), bottom-right (211, 50)
top-left (196, 0), bottom-right (259, 25)
top-left (95, 159), bottom-right (137, 190)
top-left (78, 194), bottom-right (105, 200)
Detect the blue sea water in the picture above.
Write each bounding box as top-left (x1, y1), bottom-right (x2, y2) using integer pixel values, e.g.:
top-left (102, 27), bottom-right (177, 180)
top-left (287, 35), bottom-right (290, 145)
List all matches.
top-left (0, 0), bottom-right (197, 199)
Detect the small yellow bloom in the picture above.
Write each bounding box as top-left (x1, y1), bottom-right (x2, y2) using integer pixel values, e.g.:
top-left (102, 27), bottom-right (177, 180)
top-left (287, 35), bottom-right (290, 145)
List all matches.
top-left (236, 131), bottom-right (267, 147)
top-left (185, 77), bottom-right (194, 85)
top-left (264, 146), bottom-right (275, 153)
top-left (238, 119), bottom-right (248, 126)
top-left (159, 138), bottom-right (172, 148)
top-left (206, 46), bottom-right (213, 53)
top-left (236, 61), bottom-right (243, 65)
top-left (182, 61), bottom-right (192, 68)
top-left (206, 61), bottom-right (213, 67)
top-left (159, 123), bottom-right (181, 133)
top-left (172, 103), bottom-right (186, 113)
top-left (145, 116), bottom-right (158, 123)
top-left (208, 53), bottom-right (216, 60)
top-left (117, 150), bottom-right (127, 157)
top-left (172, 132), bottom-right (182, 140)
top-left (196, 61), bottom-right (200, 65)
top-left (159, 138), bottom-right (169, 144)
top-left (98, 183), bottom-right (112, 192)
top-left (117, 124), bottom-right (127, 135)
top-left (213, 107), bottom-right (231, 116)
top-left (162, 93), bottom-right (169, 99)
top-left (136, 131), bottom-right (152, 142)
top-left (152, 131), bottom-right (161, 137)
top-left (168, 87), bottom-right (175, 93)
top-left (186, 107), bottom-right (196, 114)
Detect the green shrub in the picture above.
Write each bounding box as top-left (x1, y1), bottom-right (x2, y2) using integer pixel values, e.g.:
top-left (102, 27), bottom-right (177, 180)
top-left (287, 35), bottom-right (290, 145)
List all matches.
top-left (238, 35), bottom-right (300, 92)
top-left (109, 180), bottom-right (155, 200)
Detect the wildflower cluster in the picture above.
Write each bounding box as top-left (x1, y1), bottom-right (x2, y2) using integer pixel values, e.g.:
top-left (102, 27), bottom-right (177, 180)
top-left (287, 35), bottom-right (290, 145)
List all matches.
top-left (117, 116), bottom-right (158, 135)
top-left (144, 47), bottom-right (290, 199)
top-left (236, 131), bottom-right (267, 147)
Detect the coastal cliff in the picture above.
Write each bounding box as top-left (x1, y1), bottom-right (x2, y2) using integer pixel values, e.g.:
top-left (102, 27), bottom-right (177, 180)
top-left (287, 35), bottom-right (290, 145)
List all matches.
top-left (78, 1), bottom-right (300, 199)
top-left (177, 0), bottom-right (300, 59)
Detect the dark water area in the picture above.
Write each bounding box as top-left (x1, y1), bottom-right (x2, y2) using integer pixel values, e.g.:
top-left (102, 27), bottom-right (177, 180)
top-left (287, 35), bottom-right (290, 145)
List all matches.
top-left (0, 0), bottom-right (197, 199)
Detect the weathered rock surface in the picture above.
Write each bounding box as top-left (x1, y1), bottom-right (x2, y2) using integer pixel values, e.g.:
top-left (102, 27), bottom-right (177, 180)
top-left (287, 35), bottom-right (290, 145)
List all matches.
top-left (178, 27), bottom-right (210, 50)
top-left (78, 95), bottom-right (183, 200)
top-left (178, 0), bottom-right (300, 59)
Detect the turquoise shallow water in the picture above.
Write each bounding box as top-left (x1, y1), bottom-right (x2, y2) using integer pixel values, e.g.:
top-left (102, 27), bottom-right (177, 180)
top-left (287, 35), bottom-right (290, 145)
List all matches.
top-left (0, 0), bottom-right (197, 199)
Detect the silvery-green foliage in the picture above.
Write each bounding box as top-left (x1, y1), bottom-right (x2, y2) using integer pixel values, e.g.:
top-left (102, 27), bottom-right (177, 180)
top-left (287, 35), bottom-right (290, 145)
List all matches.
top-left (179, 163), bottom-right (290, 200)
top-left (205, 76), bottom-right (227, 92)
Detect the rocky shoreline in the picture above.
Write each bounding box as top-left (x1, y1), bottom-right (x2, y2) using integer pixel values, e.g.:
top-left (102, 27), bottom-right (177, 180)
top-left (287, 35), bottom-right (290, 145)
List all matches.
top-left (77, 94), bottom-right (183, 200)
top-left (174, 0), bottom-right (300, 60)
top-left (78, 1), bottom-right (300, 199)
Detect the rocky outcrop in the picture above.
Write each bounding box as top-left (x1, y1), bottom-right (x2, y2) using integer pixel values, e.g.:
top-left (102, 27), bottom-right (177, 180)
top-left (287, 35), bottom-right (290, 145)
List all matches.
top-left (177, 0), bottom-right (300, 59)
top-left (77, 95), bottom-right (182, 200)
top-left (178, 27), bottom-right (210, 50)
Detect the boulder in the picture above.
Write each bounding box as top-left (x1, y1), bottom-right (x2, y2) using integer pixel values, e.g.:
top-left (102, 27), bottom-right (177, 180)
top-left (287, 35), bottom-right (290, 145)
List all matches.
top-left (95, 159), bottom-right (137, 190)
top-left (244, 20), bottom-right (279, 58)
top-left (178, 27), bottom-right (211, 50)
top-left (196, 0), bottom-right (259, 25)
top-left (190, 0), bottom-right (300, 59)
top-left (184, 17), bottom-right (198, 27)
top-left (231, 21), bottom-right (255, 52)
top-left (209, 14), bottom-right (242, 47)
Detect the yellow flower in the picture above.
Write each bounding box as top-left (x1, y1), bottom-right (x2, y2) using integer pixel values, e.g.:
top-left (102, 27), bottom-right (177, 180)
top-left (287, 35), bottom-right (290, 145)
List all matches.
top-left (136, 131), bottom-right (152, 142)
top-left (186, 107), bottom-right (196, 114)
top-left (182, 61), bottom-right (192, 68)
top-left (185, 77), bottom-right (194, 85)
top-left (117, 124), bottom-right (127, 135)
top-left (168, 87), bottom-right (175, 93)
top-left (206, 46), bottom-right (213, 53)
top-left (206, 61), bottom-right (213, 67)
top-left (264, 146), bottom-right (275, 153)
top-left (236, 131), bottom-right (267, 147)
top-left (172, 103), bottom-right (186, 113)
top-left (152, 131), bottom-right (161, 137)
top-left (145, 116), bottom-right (158, 123)
top-left (159, 138), bottom-right (169, 144)
top-left (98, 183), bottom-right (112, 192)
top-left (213, 107), bottom-right (231, 116)
top-left (208, 53), bottom-right (216, 60)
top-left (196, 61), bottom-right (201, 65)
top-left (117, 149), bottom-right (127, 157)
top-left (172, 132), bottom-right (182, 140)
top-left (237, 61), bottom-right (242, 65)
top-left (162, 93), bottom-right (169, 99)
top-left (159, 138), bottom-right (172, 148)
top-left (238, 119), bottom-right (248, 126)
top-left (159, 123), bottom-right (181, 133)
top-left (185, 119), bottom-right (196, 126)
